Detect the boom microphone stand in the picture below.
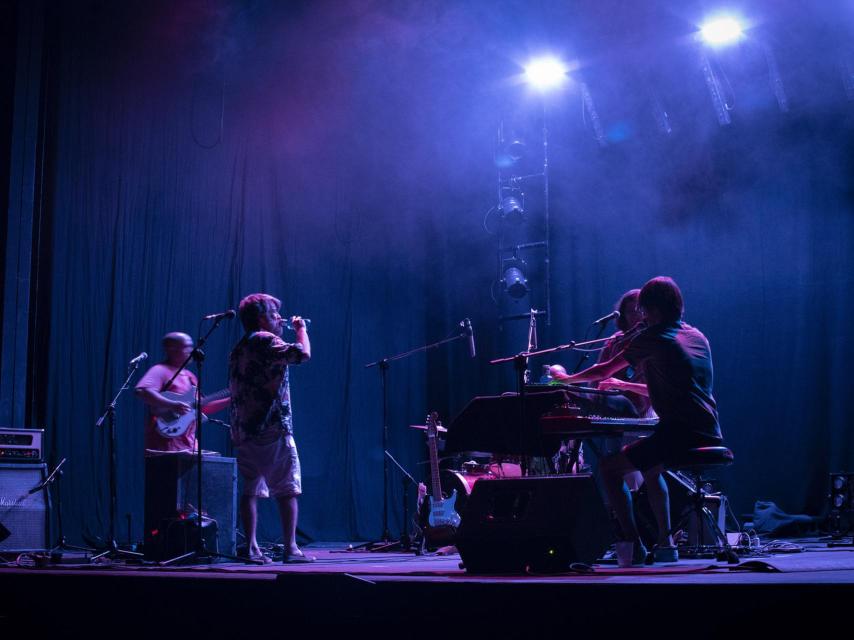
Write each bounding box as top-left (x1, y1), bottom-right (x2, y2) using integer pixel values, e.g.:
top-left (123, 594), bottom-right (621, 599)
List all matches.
top-left (360, 319), bottom-right (475, 551)
top-left (161, 312), bottom-right (257, 565)
top-left (92, 361), bottom-right (146, 562)
top-left (490, 333), bottom-right (617, 472)
top-left (45, 458), bottom-right (95, 557)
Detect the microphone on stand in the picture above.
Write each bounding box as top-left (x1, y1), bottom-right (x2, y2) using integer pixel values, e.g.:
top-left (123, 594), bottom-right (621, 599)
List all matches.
top-left (592, 310), bottom-right (620, 326)
top-left (203, 309), bottom-right (236, 321)
top-left (463, 318), bottom-right (476, 358)
top-left (128, 352), bottom-right (148, 367)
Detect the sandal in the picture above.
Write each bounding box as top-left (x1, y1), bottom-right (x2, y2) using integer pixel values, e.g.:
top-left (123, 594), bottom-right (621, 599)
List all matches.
top-left (248, 552), bottom-right (273, 565)
top-left (282, 552), bottom-right (316, 564)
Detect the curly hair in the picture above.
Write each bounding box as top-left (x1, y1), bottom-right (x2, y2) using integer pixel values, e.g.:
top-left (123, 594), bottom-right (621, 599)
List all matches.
top-left (238, 293), bottom-right (281, 332)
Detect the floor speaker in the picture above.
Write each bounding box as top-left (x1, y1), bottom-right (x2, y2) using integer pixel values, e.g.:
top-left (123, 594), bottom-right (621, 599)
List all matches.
top-left (456, 474), bottom-right (612, 573)
top-left (0, 463), bottom-right (49, 552)
top-left (144, 454), bottom-right (237, 559)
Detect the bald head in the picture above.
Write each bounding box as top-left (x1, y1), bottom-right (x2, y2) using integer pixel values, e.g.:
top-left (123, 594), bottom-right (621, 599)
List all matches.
top-left (162, 332), bottom-right (193, 366)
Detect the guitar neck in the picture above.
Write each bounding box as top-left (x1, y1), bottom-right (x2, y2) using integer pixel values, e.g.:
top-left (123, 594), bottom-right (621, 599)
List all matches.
top-left (199, 388), bottom-right (229, 406)
top-left (427, 432), bottom-right (443, 499)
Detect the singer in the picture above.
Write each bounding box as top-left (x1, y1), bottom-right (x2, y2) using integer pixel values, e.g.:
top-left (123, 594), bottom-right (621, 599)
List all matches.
top-left (555, 277), bottom-right (722, 565)
top-left (228, 293), bottom-right (314, 563)
top-left (135, 332), bottom-right (230, 454)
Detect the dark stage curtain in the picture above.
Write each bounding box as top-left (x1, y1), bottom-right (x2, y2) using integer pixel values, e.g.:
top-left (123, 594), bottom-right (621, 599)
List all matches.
top-left (35, 2), bottom-right (436, 545)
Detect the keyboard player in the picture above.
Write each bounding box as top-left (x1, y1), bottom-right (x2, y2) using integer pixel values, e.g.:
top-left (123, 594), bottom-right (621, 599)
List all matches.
top-left (552, 277), bottom-right (722, 564)
top-left (549, 289), bottom-right (653, 481)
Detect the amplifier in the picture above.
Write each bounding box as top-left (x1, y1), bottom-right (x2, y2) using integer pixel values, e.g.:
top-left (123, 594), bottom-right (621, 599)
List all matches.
top-left (0, 463), bottom-right (49, 552)
top-left (144, 454), bottom-right (237, 560)
top-left (456, 475), bottom-right (612, 573)
top-left (0, 428), bottom-right (44, 462)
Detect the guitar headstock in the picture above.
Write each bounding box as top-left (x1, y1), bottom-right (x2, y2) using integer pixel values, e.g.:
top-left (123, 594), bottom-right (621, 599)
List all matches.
top-left (425, 411), bottom-right (440, 438)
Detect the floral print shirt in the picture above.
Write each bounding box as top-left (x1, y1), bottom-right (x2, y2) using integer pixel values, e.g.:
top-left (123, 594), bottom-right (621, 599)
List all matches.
top-left (228, 331), bottom-right (307, 444)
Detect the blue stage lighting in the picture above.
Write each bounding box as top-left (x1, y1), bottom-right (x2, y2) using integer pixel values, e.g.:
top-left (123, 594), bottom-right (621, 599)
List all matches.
top-left (524, 57), bottom-right (568, 90)
top-left (700, 16), bottom-right (744, 47)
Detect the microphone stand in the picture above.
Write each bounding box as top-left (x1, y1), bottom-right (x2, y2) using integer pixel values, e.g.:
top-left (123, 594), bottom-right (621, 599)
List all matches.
top-left (161, 315), bottom-right (257, 566)
top-left (92, 361), bottom-right (146, 562)
top-left (571, 321), bottom-right (610, 374)
top-left (489, 334), bottom-right (615, 473)
top-left (44, 458), bottom-right (95, 557)
top-left (358, 321), bottom-right (471, 552)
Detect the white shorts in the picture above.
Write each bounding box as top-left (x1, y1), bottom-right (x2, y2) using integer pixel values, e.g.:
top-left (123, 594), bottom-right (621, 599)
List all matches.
top-left (236, 431), bottom-right (302, 498)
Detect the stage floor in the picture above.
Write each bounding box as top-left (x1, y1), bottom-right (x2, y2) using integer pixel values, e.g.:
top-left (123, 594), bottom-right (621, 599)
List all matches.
top-left (2, 538), bottom-right (853, 634)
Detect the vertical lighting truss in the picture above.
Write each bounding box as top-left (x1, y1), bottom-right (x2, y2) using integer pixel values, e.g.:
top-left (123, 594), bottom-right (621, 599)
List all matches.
top-left (492, 57), bottom-right (567, 326)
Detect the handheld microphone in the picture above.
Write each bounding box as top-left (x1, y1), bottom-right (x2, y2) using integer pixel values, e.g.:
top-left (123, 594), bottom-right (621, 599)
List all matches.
top-left (463, 318), bottom-right (476, 358)
top-left (203, 309), bottom-right (236, 321)
top-left (128, 352), bottom-right (148, 367)
top-left (592, 310), bottom-right (620, 326)
top-left (283, 317), bottom-right (312, 331)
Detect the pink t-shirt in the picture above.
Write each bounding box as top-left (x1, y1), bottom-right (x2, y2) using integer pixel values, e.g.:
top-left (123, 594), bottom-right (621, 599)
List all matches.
top-left (136, 363), bottom-right (198, 454)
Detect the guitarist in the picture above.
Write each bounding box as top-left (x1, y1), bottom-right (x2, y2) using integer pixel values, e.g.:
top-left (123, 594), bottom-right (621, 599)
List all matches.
top-left (136, 332), bottom-right (230, 455)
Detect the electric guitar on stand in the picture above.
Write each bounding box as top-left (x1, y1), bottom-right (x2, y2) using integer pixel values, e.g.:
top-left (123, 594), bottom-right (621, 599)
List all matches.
top-left (418, 411), bottom-right (460, 550)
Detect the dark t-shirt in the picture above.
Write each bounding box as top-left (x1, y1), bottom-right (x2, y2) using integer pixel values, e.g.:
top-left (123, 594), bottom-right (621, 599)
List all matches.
top-left (623, 321), bottom-right (721, 442)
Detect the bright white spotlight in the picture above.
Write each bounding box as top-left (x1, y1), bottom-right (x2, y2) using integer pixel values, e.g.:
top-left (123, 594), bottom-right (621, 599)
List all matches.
top-left (700, 16), bottom-right (744, 47)
top-left (524, 57), bottom-right (568, 90)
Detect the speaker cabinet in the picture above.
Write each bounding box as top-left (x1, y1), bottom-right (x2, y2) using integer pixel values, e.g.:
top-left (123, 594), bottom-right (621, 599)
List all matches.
top-left (144, 455), bottom-right (237, 559)
top-left (0, 463), bottom-right (49, 552)
top-left (456, 474), bottom-right (611, 573)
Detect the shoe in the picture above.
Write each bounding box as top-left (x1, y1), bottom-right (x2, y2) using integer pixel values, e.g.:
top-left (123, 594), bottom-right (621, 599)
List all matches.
top-left (652, 545), bottom-right (679, 563)
top-left (598, 546), bottom-right (618, 563)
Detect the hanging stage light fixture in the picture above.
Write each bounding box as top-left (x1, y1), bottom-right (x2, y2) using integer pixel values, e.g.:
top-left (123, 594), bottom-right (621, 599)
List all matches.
top-left (495, 122), bottom-right (527, 169)
top-left (499, 194), bottom-right (525, 225)
top-left (501, 257), bottom-right (529, 299)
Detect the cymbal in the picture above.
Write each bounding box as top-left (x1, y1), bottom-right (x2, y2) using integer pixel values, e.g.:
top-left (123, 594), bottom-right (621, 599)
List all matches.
top-left (409, 424), bottom-right (447, 433)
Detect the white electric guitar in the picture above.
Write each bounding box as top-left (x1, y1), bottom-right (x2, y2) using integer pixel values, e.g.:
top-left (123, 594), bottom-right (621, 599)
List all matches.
top-left (153, 387), bottom-right (229, 438)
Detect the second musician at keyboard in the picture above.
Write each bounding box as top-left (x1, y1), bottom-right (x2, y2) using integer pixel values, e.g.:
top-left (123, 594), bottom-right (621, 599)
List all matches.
top-left (553, 276), bottom-right (722, 564)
